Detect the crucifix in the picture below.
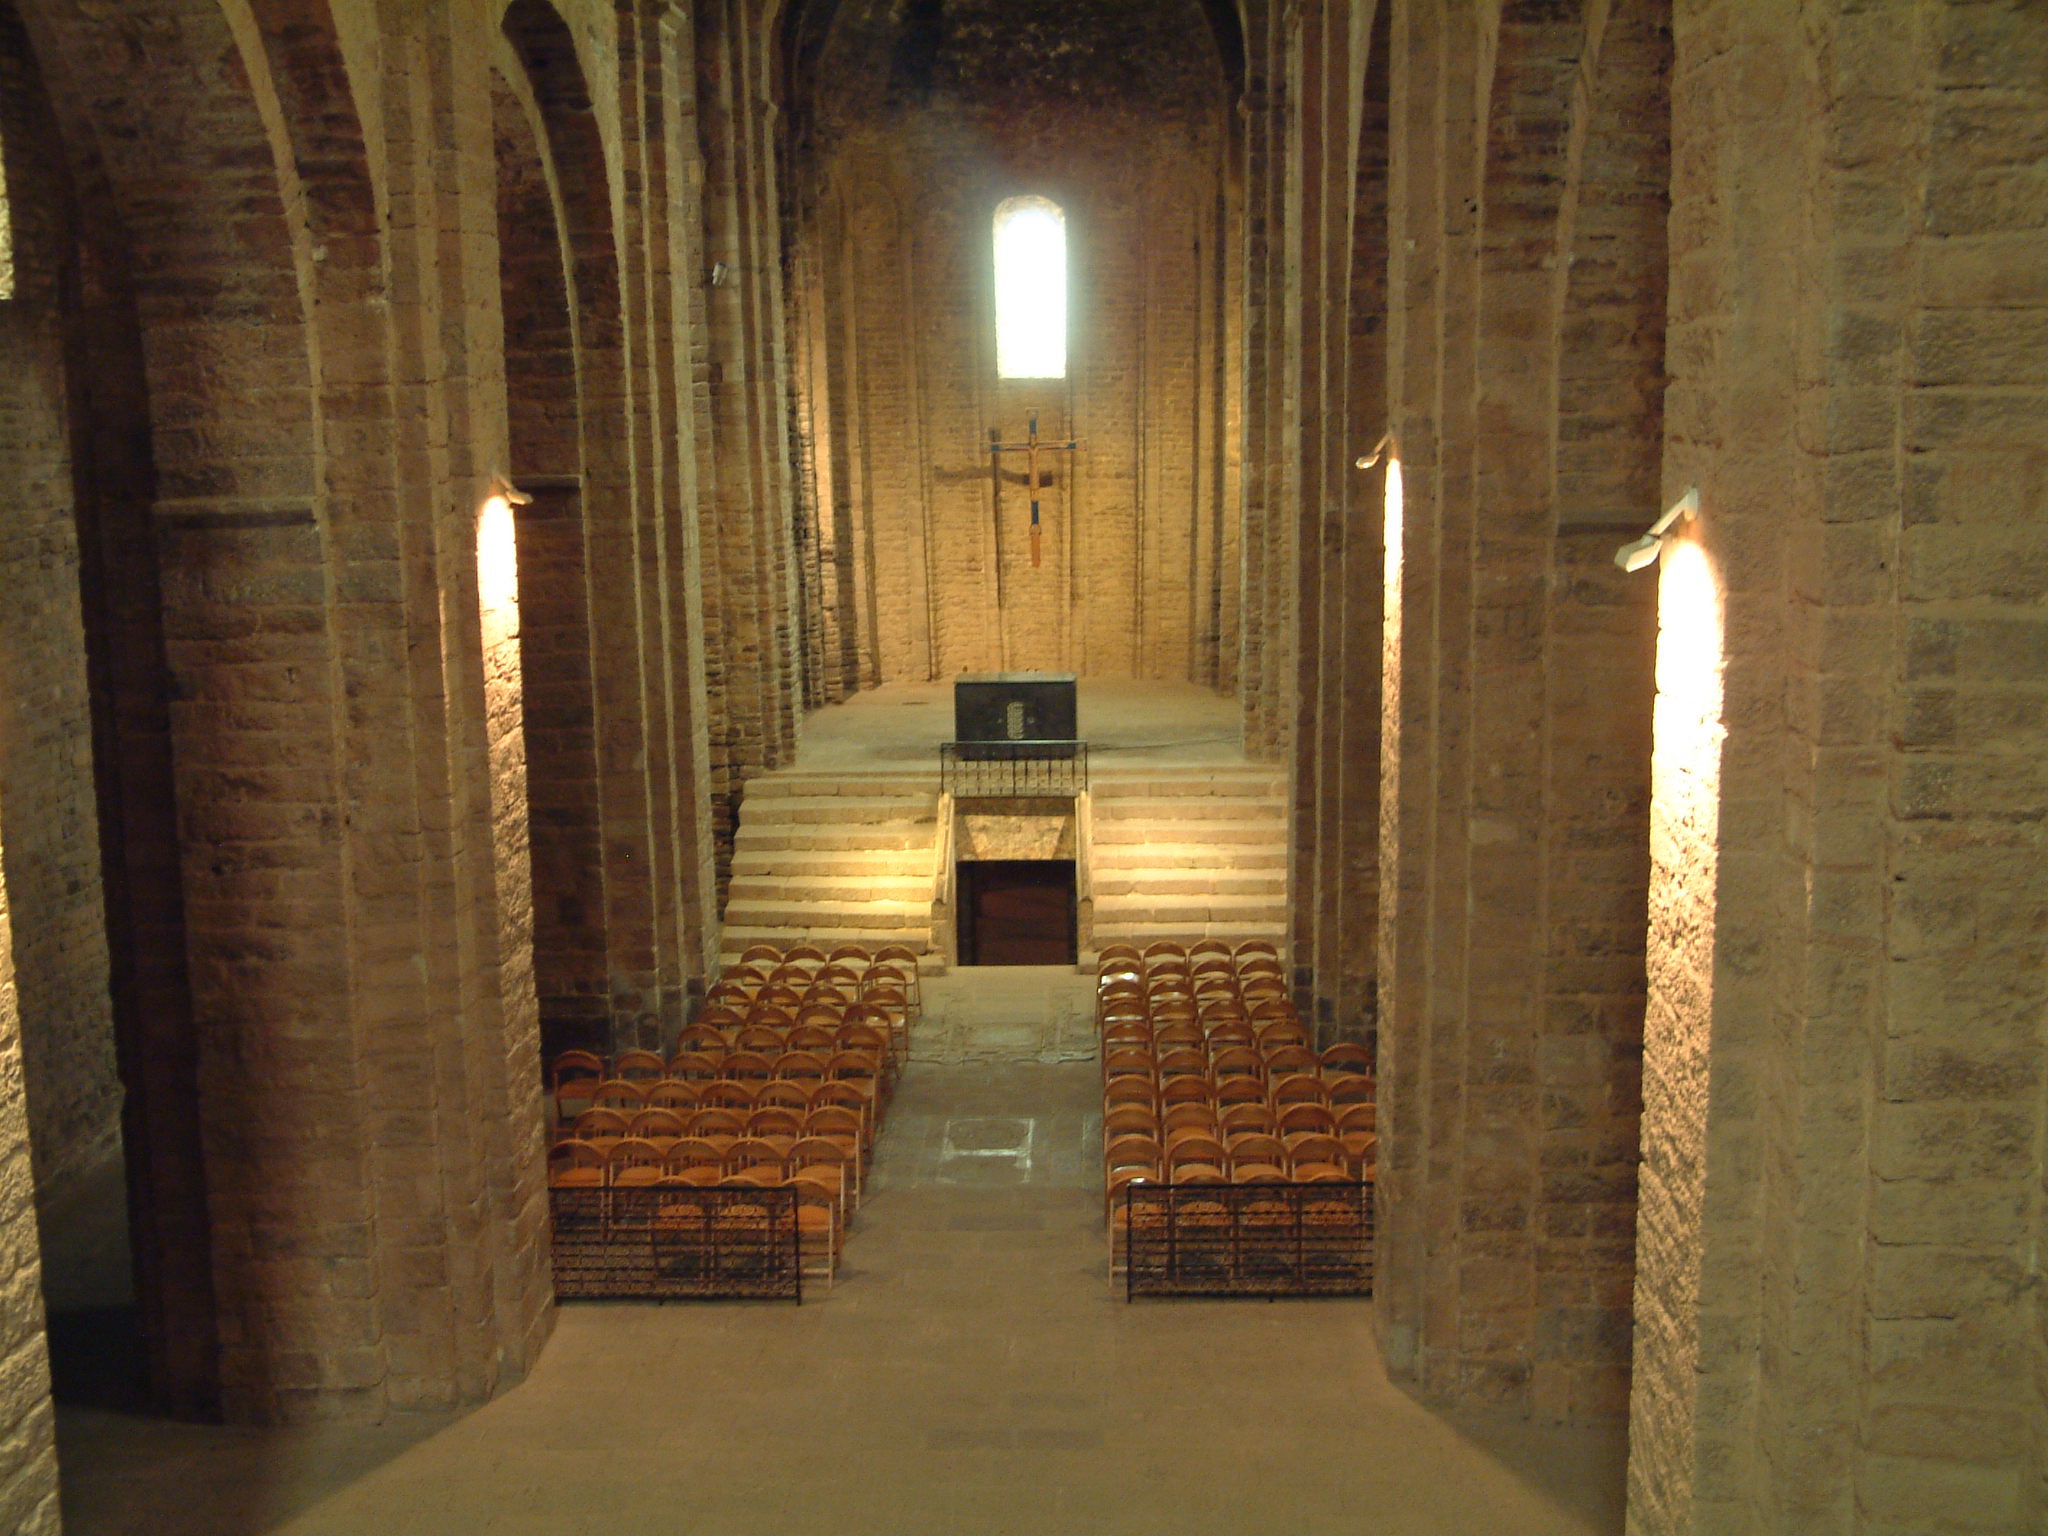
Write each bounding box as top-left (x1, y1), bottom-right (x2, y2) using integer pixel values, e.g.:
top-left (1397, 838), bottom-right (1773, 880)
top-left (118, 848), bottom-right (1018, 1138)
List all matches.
top-left (986, 410), bottom-right (1086, 570)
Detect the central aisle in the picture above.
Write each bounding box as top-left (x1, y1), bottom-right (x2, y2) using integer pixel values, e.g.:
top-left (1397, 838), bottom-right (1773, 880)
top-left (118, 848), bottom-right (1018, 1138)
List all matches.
top-left (132, 1063), bottom-right (1620, 1536)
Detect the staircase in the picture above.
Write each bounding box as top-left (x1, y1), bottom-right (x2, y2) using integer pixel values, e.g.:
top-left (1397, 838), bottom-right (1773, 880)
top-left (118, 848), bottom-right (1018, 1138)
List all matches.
top-left (721, 773), bottom-right (942, 964)
top-left (1084, 767), bottom-right (1291, 953)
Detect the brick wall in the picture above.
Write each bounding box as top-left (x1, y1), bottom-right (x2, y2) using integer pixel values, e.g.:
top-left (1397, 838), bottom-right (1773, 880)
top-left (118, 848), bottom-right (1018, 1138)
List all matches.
top-left (785, 0), bottom-right (1240, 688)
top-left (0, 33), bottom-right (65, 1468)
top-left (0, 0), bottom-right (119, 1219)
top-left (1282, 0), bottom-right (1389, 1046)
top-left (0, 864), bottom-right (59, 1534)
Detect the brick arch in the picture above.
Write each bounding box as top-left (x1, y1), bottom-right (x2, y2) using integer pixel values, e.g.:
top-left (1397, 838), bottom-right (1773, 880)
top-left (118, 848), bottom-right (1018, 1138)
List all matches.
top-left (17, 0), bottom-right (319, 504)
top-left (493, 61), bottom-right (582, 482)
top-left (12, 0), bottom-right (343, 1425)
top-left (490, 46), bottom-right (616, 1071)
top-left (500, 0), bottom-right (673, 1060)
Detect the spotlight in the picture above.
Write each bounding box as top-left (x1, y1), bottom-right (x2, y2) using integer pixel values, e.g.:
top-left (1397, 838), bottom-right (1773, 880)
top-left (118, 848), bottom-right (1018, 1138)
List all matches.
top-left (492, 476), bottom-right (532, 507)
top-left (1614, 487), bottom-right (1700, 572)
top-left (1615, 534), bottom-right (1663, 573)
top-left (1354, 431), bottom-right (1394, 471)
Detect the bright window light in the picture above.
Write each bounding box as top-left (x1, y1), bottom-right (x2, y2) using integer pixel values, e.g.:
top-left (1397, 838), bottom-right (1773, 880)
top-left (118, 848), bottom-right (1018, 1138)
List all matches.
top-left (994, 196), bottom-right (1066, 379)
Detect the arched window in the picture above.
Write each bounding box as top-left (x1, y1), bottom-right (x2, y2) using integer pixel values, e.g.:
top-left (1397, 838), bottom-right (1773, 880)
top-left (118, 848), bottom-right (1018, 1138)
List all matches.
top-left (993, 195), bottom-right (1066, 379)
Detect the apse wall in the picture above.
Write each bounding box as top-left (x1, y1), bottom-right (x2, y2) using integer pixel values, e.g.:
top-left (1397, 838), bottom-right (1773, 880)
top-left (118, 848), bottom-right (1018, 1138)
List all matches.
top-left (786, 0), bottom-right (1240, 691)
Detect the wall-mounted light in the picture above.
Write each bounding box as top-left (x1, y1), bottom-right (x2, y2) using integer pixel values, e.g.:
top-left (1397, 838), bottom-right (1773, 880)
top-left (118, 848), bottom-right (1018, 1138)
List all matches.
top-left (1354, 431), bottom-right (1395, 471)
top-left (1615, 487), bottom-right (1700, 572)
top-left (710, 261), bottom-right (729, 287)
top-left (478, 478), bottom-right (530, 615)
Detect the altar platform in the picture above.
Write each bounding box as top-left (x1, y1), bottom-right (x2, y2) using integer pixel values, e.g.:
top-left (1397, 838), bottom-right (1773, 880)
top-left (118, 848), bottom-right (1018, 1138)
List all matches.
top-left (790, 678), bottom-right (1248, 774)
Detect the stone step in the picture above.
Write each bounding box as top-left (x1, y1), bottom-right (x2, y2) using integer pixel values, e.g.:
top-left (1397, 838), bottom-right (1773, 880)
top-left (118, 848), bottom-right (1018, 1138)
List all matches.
top-left (720, 926), bottom-right (937, 960)
top-left (1090, 920), bottom-right (1290, 945)
top-left (727, 874), bottom-right (933, 903)
top-left (733, 796), bottom-right (941, 825)
top-left (1089, 775), bottom-right (1286, 798)
top-left (735, 827), bottom-right (940, 853)
top-left (743, 777), bottom-right (937, 800)
top-left (723, 899), bottom-right (931, 931)
top-left (1086, 840), bottom-right (1289, 866)
top-left (1088, 874), bottom-right (1288, 898)
top-left (731, 851), bottom-right (933, 878)
top-left (1087, 898), bottom-right (1289, 925)
top-left (1088, 821), bottom-right (1289, 846)
top-left (1090, 797), bottom-right (1285, 821)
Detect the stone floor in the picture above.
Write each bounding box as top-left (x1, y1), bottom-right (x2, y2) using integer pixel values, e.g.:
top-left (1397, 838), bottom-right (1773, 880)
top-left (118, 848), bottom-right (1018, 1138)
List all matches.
top-left (914, 965), bottom-right (1097, 1063)
top-left (51, 1061), bottom-right (1628, 1536)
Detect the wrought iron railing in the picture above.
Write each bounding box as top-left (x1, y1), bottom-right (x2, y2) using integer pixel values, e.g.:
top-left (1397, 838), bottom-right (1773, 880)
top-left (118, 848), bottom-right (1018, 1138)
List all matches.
top-left (1123, 1181), bottom-right (1374, 1300)
top-left (550, 1185), bottom-right (802, 1301)
top-left (940, 740), bottom-right (1088, 798)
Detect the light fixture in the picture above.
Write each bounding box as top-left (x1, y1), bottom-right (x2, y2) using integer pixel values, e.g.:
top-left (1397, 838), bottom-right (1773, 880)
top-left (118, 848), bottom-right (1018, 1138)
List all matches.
top-left (491, 476), bottom-right (533, 507)
top-left (710, 261), bottom-right (729, 287)
top-left (1354, 431), bottom-right (1394, 471)
top-left (1615, 486), bottom-right (1700, 572)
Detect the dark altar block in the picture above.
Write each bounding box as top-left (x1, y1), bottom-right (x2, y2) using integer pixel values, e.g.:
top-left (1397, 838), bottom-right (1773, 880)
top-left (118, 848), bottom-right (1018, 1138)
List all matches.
top-left (953, 673), bottom-right (1078, 757)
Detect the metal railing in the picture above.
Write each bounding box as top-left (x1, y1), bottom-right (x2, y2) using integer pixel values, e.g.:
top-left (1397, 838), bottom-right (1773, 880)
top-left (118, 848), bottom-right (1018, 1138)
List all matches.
top-left (1123, 1181), bottom-right (1374, 1300)
top-left (551, 1185), bottom-right (802, 1301)
top-left (940, 740), bottom-right (1088, 798)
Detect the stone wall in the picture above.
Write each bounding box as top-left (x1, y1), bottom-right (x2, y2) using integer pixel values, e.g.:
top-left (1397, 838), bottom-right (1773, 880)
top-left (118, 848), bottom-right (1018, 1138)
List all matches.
top-left (1375, 0), bottom-right (1666, 1418)
top-left (1628, 1), bottom-right (2048, 1529)
top-left (784, 0), bottom-right (1240, 688)
top-left (1275, 0), bottom-right (1389, 1043)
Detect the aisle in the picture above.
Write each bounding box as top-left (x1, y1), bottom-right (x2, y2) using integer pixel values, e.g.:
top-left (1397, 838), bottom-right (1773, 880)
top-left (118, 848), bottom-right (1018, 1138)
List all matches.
top-left (58, 1064), bottom-right (1627, 1536)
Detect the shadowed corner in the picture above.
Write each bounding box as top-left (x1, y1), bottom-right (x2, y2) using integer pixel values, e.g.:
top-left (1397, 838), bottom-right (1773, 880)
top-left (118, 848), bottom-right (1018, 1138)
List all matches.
top-left (40, 1154), bottom-right (453, 1536)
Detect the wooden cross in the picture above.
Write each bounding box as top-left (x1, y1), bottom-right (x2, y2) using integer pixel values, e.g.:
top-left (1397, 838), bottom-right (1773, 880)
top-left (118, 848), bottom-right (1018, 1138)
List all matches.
top-left (986, 411), bottom-right (1085, 569)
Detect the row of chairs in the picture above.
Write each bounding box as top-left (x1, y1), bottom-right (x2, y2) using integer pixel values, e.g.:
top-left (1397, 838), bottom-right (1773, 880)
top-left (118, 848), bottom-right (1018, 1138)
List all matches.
top-left (556, 1072), bottom-right (885, 1135)
top-left (1102, 1031), bottom-right (1362, 1073)
top-left (1109, 1130), bottom-right (1365, 1189)
top-left (710, 964), bottom-right (914, 1002)
top-left (1100, 994), bottom-right (1296, 1028)
top-left (1107, 1097), bottom-right (1376, 1156)
top-left (554, 1052), bottom-right (886, 1112)
top-left (1099, 958), bottom-right (1287, 993)
top-left (550, 1142), bottom-right (846, 1282)
top-left (1108, 1066), bottom-right (1376, 1110)
top-left (1099, 978), bottom-right (1299, 1027)
top-left (567, 1099), bottom-right (870, 1156)
top-left (726, 941), bottom-right (923, 1008)
top-left (551, 1081), bottom-right (886, 1283)
top-left (561, 1105), bottom-right (872, 1204)
top-left (1105, 1006), bottom-right (1310, 1040)
top-left (1099, 938), bottom-right (1283, 971)
top-left (694, 1000), bottom-right (909, 1055)
top-left (553, 1032), bottom-right (893, 1086)
top-left (556, 1040), bottom-right (891, 1075)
